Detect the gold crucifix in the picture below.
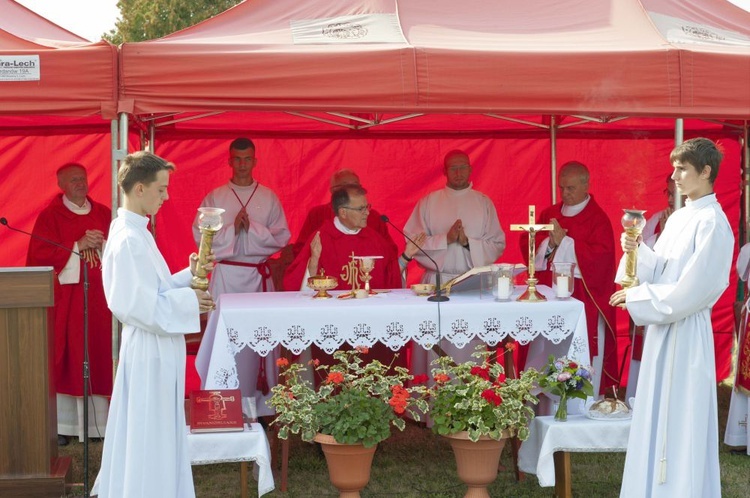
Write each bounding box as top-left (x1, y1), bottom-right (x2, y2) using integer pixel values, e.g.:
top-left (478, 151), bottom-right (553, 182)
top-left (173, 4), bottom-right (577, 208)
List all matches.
top-left (510, 205), bottom-right (553, 302)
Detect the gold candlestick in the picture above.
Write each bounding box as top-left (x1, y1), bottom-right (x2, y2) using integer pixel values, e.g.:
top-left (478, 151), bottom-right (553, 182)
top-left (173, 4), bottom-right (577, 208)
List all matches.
top-left (619, 209), bottom-right (647, 290)
top-left (191, 207), bottom-right (224, 291)
top-left (511, 205), bottom-right (553, 302)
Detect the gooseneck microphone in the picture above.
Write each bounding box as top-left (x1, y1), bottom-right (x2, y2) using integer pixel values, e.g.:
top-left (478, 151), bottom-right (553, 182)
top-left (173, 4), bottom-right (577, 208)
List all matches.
top-left (2, 216), bottom-right (93, 496)
top-left (380, 214), bottom-right (449, 302)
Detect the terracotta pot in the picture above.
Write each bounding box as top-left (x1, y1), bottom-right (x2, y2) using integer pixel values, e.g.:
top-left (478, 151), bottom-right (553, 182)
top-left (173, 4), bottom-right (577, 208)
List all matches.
top-left (443, 431), bottom-right (509, 498)
top-left (313, 433), bottom-right (377, 498)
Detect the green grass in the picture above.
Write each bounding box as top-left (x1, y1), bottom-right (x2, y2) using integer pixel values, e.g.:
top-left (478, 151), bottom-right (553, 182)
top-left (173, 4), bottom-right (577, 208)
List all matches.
top-left (63, 382), bottom-right (749, 497)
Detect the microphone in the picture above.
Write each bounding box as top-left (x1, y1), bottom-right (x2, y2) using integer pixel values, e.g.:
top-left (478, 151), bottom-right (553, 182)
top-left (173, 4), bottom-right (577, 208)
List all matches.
top-left (1, 217), bottom-right (81, 256)
top-left (381, 214), bottom-right (449, 302)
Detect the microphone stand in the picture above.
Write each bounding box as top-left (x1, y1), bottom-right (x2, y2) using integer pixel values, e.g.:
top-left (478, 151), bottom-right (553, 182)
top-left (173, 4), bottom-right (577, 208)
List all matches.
top-left (1, 218), bottom-right (91, 496)
top-left (380, 214), bottom-right (449, 302)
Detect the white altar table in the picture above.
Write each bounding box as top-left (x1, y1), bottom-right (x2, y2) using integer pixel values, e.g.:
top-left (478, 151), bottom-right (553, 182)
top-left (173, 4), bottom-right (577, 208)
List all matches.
top-left (518, 415), bottom-right (631, 497)
top-left (196, 286), bottom-right (589, 390)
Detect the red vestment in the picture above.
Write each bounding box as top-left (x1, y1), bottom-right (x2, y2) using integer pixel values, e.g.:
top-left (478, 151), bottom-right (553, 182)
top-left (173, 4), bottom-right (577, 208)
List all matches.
top-left (521, 196), bottom-right (619, 394)
top-left (291, 203), bottom-right (396, 258)
top-left (736, 302), bottom-right (750, 395)
top-left (284, 218), bottom-right (405, 369)
top-left (26, 194), bottom-right (113, 397)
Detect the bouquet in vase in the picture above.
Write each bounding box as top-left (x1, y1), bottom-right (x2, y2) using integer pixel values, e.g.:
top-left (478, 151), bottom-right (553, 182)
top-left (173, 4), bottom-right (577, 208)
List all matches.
top-left (537, 355), bottom-right (594, 421)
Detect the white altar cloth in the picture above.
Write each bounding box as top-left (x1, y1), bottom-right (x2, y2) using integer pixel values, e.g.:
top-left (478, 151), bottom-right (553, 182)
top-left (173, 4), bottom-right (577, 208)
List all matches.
top-left (196, 286), bottom-right (589, 391)
top-left (187, 423), bottom-right (275, 496)
top-left (518, 415), bottom-right (631, 487)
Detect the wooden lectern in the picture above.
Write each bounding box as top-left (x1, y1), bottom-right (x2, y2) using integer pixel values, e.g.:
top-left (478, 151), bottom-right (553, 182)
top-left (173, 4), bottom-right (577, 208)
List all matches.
top-left (0, 268), bottom-right (71, 497)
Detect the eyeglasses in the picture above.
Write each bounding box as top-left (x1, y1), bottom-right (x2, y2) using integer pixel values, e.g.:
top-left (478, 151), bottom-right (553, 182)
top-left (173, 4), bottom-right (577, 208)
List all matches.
top-left (343, 204), bottom-right (371, 213)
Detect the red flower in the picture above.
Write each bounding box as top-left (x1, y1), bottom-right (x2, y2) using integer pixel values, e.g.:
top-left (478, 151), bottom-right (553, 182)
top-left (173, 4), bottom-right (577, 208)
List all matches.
top-left (494, 373), bottom-right (507, 385)
top-left (481, 389), bottom-right (503, 406)
top-left (568, 362), bottom-right (578, 369)
top-left (286, 391), bottom-right (295, 400)
top-left (471, 366), bottom-right (491, 381)
top-left (505, 341), bottom-right (518, 352)
top-left (355, 346), bottom-right (370, 355)
top-left (326, 372), bottom-right (344, 384)
top-left (412, 374), bottom-right (429, 385)
top-left (308, 358), bottom-right (321, 367)
top-left (389, 385), bottom-right (409, 414)
top-left (433, 373), bottom-right (450, 384)
top-left (276, 357), bottom-right (289, 367)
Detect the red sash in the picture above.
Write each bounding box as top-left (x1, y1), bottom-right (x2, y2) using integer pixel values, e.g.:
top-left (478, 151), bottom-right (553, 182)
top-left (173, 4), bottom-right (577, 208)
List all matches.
top-left (217, 260), bottom-right (273, 292)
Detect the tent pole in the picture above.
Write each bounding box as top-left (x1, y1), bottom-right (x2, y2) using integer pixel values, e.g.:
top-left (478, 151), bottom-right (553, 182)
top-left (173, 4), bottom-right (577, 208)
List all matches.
top-left (674, 119), bottom-right (684, 210)
top-left (550, 115), bottom-right (557, 205)
top-left (111, 113), bottom-right (129, 379)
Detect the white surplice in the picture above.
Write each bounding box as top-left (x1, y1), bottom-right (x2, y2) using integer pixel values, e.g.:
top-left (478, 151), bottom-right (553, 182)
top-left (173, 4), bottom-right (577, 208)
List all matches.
top-left (725, 242), bottom-right (750, 455)
top-left (404, 184), bottom-right (505, 371)
top-left (193, 181), bottom-right (290, 417)
top-left (617, 194), bottom-right (732, 498)
top-left (92, 209), bottom-right (201, 498)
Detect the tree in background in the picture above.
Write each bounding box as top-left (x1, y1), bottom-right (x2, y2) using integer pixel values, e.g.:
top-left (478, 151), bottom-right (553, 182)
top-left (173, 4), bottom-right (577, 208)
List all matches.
top-left (105, 0), bottom-right (243, 43)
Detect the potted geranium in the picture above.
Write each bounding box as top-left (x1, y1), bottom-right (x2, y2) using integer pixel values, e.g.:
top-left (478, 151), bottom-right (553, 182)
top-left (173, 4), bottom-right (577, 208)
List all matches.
top-left (413, 345), bottom-right (538, 497)
top-left (269, 347), bottom-right (426, 497)
top-left (537, 355), bottom-right (594, 422)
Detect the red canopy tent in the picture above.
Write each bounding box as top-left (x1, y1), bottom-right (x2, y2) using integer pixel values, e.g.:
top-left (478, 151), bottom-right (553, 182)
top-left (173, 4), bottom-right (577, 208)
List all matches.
top-left (0, 0), bottom-right (121, 271)
top-left (116, 0), bottom-right (750, 382)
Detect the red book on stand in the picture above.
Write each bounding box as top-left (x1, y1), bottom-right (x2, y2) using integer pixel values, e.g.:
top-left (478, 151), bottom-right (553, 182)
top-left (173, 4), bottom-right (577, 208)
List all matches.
top-left (189, 389), bottom-right (244, 433)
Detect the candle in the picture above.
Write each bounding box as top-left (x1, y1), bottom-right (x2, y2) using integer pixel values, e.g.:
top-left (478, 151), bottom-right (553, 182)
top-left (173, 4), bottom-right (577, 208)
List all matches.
top-left (556, 276), bottom-right (570, 298)
top-left (496, 276), bottom-right (512, 300)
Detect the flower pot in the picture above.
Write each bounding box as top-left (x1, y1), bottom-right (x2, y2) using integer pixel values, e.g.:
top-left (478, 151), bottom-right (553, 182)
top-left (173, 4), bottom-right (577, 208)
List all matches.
top-left (314, 433), bottom-right (377, 498)
top-left (443, 431), bottom-right (509, 498)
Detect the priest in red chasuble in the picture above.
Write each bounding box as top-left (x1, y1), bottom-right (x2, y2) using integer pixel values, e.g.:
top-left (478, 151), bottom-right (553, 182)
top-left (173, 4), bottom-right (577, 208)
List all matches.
top-left (290, 168), bottom-right (396, 259)
top-left (521, 161), bottom-right (619, 396)
top-left (26, 163), bottom-right (112, 444)
top-left (284, 185), bottom-right (404, 369)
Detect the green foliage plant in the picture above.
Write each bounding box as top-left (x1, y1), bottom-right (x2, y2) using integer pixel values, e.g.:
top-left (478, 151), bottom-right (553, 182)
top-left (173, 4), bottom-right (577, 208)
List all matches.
top-left (414, 345), bottom-right (538, 443)
top-left (270, 348), bottom-right (428, 448)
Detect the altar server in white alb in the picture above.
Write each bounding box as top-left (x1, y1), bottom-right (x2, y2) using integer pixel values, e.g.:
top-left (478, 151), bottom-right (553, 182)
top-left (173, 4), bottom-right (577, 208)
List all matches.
top-left (404, 149), bottom-right (505, 369)
top-left (610, 137), bottom-right (732, 498)
top-left (194, 137), bottom-right (290, 417)
top-left (93, 151), bottom-right (214, 498)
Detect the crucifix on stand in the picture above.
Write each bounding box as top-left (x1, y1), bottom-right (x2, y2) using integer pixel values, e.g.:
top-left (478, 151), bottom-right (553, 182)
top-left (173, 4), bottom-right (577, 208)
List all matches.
top-left (511, 205), bottom-right (553, 302)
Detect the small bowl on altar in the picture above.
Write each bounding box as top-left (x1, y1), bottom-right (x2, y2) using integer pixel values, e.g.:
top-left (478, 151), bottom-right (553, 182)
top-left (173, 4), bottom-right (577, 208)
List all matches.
top-left (411, 283), bottom-right (435, 297)
top-left (307, 271), bottom-right (338, 299)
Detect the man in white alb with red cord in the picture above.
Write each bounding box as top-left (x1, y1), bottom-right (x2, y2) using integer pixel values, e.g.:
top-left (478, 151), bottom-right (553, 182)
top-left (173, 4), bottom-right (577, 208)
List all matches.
top-left (194, 137), bottom-right (290, 417)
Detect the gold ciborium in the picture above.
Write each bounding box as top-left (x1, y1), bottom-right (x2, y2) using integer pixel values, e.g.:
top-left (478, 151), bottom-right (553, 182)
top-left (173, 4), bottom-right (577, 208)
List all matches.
top-left (307, 269), bottom-right (338, 299)
top-left (191, 207), bottom-right (225, 291)
top-left (353, 256), bottom-right (383, 295)
top-left (619, 209), bottom-right (647, 289)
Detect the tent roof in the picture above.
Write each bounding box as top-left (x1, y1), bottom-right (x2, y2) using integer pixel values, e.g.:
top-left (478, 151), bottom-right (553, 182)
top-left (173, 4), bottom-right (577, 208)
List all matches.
top-left (119, 0), bottom-right (750, 118)
top-left (0, 0), bottom-right (118, 118)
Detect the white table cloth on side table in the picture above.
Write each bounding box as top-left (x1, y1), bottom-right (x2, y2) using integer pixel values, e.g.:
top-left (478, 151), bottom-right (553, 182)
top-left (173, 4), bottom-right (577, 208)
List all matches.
top-left (196, 286), bottom-right (590, 391)
top-left (519, 415), bottom-right (631, 496)
top-left (187, 423), bottom-right (274, 497)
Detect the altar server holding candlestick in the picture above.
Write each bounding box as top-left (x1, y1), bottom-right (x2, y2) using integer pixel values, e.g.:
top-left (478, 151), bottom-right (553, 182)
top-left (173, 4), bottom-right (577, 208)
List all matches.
top-left (610, 138), bottom-right (732, 497)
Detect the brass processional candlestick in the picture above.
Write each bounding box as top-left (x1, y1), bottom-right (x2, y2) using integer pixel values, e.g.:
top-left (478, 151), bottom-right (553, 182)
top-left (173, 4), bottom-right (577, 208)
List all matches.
top-left (511, 205), bottom-right (553, 302)
top-left (191, 207), bottom-right (225, 292)
top-left (618, 209), bottom-right (647, 290)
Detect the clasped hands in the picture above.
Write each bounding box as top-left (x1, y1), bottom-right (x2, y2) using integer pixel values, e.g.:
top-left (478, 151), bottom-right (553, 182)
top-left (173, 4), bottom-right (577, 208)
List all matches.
top-left (190, 251), bottom-right (216, 313)
top-left (234, 209), bottom-right (250, 233)
top-left (78, 229), bottom-right (105, 250)
top-left (447, 219), bottom-right (469, 247)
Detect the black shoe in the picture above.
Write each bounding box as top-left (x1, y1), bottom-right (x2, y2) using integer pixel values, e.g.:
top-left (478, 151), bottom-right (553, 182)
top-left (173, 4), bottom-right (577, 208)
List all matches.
top-left (730, 448), bottom-right (749, 457)
top-left (57, 435), bottom-right (69, 446)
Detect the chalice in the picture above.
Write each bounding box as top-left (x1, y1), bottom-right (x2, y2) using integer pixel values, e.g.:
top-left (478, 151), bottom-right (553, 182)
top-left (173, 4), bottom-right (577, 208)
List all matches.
top-left (191, 207), bottom-right (224, 291)
top-left (354, 256), bottom-right (383, 295)
top-left (307, 269), bottom-right (338, 299)
top-left (619, 209), bottom-right (647, 289)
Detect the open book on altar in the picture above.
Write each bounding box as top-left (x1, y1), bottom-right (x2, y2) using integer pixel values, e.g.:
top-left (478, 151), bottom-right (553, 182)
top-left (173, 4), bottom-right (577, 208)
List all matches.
top-left (189, 389), bottom-right (244, 433)
top-left (441, 264), bottom-right (526, 296)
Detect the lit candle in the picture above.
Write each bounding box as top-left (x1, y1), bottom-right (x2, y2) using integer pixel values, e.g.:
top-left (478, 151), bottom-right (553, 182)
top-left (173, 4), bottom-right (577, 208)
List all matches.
top-left (496, 276), bottom-right (512, 300)
top-left (556, 276), bottom-right (570, 298)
